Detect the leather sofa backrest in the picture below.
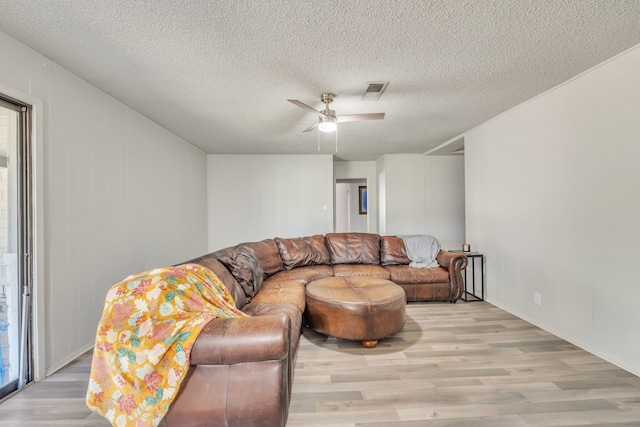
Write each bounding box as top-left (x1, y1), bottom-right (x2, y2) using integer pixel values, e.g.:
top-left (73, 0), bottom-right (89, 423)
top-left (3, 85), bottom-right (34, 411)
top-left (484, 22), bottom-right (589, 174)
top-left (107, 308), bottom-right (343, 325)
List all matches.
top-left (184, 255), bottom-right (248, 309)
top-left (275, 235), bottom-right (331, 269)
top-left (216, 239), bottom-right (285, 302)
top-left (218, 246), bottom-right (265, 300)
top-left (237, 239), bottom-right (284, 277)
top-left (380, 236), bottom-right (411, 266)
top-left (325, 233), bottom-right (381, 265)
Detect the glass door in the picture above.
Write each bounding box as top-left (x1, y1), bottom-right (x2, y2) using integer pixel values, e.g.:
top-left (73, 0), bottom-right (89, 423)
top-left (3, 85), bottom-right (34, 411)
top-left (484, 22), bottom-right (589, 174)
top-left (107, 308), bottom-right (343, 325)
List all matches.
top-left (0, 96), bottom-right (33, 399)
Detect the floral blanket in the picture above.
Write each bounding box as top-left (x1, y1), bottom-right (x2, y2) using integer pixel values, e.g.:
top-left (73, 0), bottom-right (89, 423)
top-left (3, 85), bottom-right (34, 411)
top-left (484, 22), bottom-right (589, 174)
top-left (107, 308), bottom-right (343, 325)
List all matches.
top-left (86, 263), bottom-right (248, 427)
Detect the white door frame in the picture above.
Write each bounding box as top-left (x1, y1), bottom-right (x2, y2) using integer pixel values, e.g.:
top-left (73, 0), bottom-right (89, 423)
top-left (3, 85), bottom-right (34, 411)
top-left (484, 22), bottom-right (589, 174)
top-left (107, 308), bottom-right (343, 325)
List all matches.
top-left (0, 83), bottom-right (45, 382)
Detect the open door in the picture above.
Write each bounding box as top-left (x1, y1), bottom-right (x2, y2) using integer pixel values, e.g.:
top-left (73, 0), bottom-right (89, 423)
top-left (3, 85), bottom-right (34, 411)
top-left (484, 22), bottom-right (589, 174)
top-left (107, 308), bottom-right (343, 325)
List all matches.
top-left (335, 179), bottom-right (368, 233)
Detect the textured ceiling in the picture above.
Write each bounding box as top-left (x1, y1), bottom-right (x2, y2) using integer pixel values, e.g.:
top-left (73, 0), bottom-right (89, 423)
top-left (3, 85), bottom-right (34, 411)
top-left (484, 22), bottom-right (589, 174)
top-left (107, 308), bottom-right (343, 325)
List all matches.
top-left (0, 1), bottom-right (638, 161)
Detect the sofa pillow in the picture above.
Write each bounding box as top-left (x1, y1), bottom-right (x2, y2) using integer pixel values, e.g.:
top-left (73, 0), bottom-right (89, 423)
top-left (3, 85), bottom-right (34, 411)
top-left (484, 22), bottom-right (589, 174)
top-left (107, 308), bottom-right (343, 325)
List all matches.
top-left (275, 235), bottom-right (331, 269)
top-left (325, 233), bottom-right (381, 265)
top-left (380, 236), bottom-right (411, 266)
top-left (218, 247), bottom-right (264, 299)
top-left (237, 239), bottom-right (283, 277)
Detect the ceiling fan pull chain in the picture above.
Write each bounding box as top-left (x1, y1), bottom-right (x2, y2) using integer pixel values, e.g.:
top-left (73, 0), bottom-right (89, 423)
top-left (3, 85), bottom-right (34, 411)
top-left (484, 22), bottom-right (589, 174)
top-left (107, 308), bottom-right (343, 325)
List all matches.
top-left (335, 127), bottom-right (338, 153)
top-left (317, 130), bottom-right (320, 153)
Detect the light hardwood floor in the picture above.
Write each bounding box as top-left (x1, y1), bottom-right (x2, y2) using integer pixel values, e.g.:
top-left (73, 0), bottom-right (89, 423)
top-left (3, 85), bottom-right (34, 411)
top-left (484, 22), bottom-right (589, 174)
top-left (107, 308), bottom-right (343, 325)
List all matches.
top-left (1, 301), bottom-right (639, 426)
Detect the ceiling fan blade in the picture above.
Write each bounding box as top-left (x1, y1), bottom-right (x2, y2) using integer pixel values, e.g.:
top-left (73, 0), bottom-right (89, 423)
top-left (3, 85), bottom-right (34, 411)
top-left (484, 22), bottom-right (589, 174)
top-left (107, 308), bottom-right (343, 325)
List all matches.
top-left (302, 122), bottom-right (319, 133)
top-left (336, 113), bottom-right (385, 123)
top-left (288, 99), bottom-right (326, 118)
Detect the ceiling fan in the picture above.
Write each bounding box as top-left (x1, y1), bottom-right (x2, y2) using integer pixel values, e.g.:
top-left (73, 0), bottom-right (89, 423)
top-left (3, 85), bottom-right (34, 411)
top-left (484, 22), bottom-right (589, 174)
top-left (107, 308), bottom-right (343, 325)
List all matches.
top-left (288, 93), bottom-right (385, 133)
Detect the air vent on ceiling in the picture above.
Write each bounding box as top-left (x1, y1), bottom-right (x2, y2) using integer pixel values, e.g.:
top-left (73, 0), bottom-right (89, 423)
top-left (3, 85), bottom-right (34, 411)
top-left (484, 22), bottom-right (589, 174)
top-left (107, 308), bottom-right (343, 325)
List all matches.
top-left (362, 81), bottom-right (388, 101)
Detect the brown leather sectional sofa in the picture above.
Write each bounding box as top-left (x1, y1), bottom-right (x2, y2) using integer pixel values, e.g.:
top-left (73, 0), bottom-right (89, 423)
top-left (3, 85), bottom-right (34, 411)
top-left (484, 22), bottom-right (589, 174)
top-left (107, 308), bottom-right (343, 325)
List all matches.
top-left (159, 232), bottom-right (467, 427)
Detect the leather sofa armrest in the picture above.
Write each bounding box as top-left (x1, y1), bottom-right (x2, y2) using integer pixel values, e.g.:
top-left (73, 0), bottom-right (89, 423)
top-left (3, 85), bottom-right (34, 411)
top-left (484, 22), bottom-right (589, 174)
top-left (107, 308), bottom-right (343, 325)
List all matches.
top-left (190, 314), bottom-right (290, 365)
top-left (436, 250), bottom-right (468, 272)
top-left (436, 251), bottom-right (468, 301)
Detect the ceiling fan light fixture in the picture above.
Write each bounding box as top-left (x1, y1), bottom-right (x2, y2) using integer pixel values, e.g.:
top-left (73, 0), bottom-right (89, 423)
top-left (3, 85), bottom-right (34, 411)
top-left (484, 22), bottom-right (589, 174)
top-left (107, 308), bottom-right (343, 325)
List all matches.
top-left (318, 115), bottom-right (337, 132)
top-left (288, 92), bottom-right (384, 136)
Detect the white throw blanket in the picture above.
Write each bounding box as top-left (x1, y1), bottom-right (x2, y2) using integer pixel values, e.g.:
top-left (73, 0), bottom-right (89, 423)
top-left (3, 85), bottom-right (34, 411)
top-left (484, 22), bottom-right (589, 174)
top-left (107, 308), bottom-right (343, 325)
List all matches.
top-left (399, 235), bottom-right (440, 269)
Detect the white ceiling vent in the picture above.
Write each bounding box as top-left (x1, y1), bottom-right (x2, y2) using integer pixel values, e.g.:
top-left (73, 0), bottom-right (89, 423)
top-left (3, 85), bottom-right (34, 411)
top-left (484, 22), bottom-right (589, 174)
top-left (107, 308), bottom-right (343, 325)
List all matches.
top-left (362, 81), bottom-right (388, 101)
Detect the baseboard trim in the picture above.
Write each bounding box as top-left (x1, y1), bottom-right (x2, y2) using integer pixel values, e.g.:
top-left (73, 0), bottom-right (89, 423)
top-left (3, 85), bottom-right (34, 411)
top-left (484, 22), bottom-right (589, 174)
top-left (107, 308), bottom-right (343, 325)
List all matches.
top-left (485, 297), bottom-right (640, 378)
top-left (45, 342), bottom-right (94, 378)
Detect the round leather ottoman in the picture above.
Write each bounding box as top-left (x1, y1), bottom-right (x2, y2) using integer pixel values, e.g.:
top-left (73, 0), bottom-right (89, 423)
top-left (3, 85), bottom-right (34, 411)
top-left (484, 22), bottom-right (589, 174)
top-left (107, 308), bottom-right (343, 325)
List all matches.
top-left (305, 276), bottom-right (406, 348)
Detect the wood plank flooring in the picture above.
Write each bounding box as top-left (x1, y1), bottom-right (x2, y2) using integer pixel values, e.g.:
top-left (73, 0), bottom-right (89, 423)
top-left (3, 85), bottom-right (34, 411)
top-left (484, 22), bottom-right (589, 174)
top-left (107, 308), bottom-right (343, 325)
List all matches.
top-left (1, 301), bottom-right (639, 426)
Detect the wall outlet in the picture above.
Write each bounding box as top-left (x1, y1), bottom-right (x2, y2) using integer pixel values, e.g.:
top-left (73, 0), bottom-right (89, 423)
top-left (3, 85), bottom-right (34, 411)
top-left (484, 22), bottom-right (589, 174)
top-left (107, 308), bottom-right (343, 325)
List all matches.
top-left (534, 292), bottom-right (542, 306)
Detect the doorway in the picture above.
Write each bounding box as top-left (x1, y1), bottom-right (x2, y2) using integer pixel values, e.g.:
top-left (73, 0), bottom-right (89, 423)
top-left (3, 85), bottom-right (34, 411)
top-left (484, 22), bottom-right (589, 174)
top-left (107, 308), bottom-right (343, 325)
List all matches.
top-left (335, 179), bottom-right (368, 233)
top-left (0, 95), bottom-right (33, 399)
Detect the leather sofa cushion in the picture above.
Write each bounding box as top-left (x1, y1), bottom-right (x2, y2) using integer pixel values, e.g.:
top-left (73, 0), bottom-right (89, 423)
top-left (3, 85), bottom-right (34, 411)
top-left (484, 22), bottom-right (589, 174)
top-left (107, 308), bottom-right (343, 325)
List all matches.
top-left (265, 265), bottom-right (333, 285)
top-left (246, 280), bottom-right (306, 313)
top-left (238, 239), bottom-right (283, 277)
top-left (218, 247), bottom-right (264, 299)
top-left (384, 264), bottom-right (449, 284)
top-left (332, 264), bottom-right (390, 279)
top-left (325, 233), bottom-right (381, 265)
top-left (380, 236), bottom-right (411, 266)
top-left (189, 257), bottom-right (248, 309)
top-left (275, 235), bottom-right (330, 269)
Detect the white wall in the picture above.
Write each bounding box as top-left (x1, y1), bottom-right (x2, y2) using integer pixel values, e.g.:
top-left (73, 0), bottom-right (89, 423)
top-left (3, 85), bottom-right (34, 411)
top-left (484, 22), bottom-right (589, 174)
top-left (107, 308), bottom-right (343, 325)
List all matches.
top-left (378, 154), bottom-right (425, 235)
top-left (335, 183), bottom-right (349, 232)
top-left (376, 154), bottom-right (465, 249)
top-left (465, 45), bottom-right (640, 375)
top-left (423, 155), bottom-right (465, 250)
top-left (208, 154), bottom-right (333, 249)
top-left (376, 157), bottom-right (386, 235)
top-left (0, 31), bottom-right (208, 376)
top-left (375, 154), bottom-right (465, 247)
